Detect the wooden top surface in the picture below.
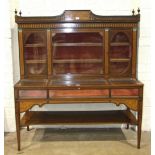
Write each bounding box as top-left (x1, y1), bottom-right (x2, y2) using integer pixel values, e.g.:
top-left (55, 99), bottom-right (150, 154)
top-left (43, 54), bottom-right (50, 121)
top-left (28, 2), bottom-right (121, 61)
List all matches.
top-left (14, 77), bottom-right (143, 89)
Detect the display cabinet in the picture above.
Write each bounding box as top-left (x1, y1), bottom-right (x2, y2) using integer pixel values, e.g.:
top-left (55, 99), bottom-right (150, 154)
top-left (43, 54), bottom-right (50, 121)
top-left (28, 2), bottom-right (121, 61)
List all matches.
top-left (14, 10), bottom-right (143, 150)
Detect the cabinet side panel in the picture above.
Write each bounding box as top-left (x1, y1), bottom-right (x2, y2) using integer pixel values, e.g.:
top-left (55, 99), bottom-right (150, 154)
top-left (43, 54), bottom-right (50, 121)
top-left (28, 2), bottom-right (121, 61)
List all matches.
top-left (132, 28), bottom-right (137, 79)
top-left (104, 29), bottom-right (109, 78)
top-left (18, 30), bottom-right (25, 79)
top-left (47, 29), bottom-right (52, 77)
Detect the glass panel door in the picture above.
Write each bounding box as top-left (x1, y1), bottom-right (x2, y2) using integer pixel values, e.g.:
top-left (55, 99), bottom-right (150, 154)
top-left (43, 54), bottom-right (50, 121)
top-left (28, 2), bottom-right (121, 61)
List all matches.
top-left (52, 32), bottom-right (104, 75)
top-left (109, 30), bottom-right (132, 78)
top-left (23, 30), bottom-right (47, 77)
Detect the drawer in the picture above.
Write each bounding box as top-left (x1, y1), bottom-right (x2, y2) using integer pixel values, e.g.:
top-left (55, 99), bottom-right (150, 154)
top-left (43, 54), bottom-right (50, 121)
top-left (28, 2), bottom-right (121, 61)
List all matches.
top-left (49, 89), bottom-right (109, 98)
top-left (19, 90), bottom-right (47, 99)
top-left (111, 89), bottom-right (139, 96)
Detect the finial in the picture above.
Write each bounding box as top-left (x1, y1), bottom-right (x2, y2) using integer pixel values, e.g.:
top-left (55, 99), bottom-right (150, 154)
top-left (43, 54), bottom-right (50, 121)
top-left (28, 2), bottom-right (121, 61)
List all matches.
top-left (19, 10), bottom-right (22, 16)
top-left (14, 9), bottom-right (17, 15)
top-left (132, 9), bottom-right (135, 16)
top-left (137, 8), bottom-right (140, 14)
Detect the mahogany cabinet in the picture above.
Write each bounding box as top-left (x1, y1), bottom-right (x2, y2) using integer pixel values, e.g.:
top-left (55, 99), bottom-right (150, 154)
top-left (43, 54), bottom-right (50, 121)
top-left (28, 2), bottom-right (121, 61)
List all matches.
top-left (14, 10), bottom-right (143, 150)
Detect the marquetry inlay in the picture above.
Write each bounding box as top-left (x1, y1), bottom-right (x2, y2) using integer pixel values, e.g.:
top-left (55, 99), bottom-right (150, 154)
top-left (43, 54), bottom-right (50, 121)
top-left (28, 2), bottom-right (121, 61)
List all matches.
top-left (18, 23), bottom-right (138, 29)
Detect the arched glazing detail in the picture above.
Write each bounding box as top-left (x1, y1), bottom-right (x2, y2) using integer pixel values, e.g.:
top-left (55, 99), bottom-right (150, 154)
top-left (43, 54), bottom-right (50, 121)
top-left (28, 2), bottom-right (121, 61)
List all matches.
top-left (109, 30), bottom-right (132, 77)
top-left (23, 30), bottom-right (47, 77)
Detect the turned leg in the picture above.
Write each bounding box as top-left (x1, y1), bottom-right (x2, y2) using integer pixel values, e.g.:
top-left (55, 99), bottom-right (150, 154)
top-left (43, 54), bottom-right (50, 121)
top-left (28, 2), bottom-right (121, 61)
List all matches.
top-left (15, 101), bottom-right (21, 151)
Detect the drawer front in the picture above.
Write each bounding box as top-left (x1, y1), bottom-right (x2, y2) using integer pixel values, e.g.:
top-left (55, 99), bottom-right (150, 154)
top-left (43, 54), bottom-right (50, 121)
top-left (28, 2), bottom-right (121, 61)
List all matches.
top-left (19, 90), bottom-right (47, 99)
top-left (49, 89), bottom-right (109, 98)
top-left (111, 89), bottom-right (139, 96)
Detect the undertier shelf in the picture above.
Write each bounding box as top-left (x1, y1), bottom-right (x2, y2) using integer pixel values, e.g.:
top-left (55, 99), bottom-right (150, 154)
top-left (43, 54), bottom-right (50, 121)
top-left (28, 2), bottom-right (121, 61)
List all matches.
top-left (21, 110), bottom-right (137, 126)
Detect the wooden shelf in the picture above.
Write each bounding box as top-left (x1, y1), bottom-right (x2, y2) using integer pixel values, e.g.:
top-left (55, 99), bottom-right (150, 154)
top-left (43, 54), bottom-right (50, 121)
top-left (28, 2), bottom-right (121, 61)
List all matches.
top-left (25, 59), bottom-right (47, 64)
top-left (53, 43), bottom-right (103, 47)
top-left (24, 43), bottom-right (46, 47)
top-left (20, 110), bottom-right (137, 126)
top-left (110, 58), bottom-right (130, 62)
top-left (53, 59), bottom-right (103, 63)
top-left (110, 42), bottom-right (130, 46)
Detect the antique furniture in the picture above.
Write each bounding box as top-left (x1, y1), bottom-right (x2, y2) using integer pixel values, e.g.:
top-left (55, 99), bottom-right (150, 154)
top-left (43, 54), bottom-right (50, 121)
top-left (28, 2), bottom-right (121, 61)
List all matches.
top-left (14, 9), bottom-right (143, 150)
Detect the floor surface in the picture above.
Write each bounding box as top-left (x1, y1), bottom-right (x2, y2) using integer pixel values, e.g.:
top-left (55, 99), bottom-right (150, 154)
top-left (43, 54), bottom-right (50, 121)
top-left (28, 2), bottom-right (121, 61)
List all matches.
top-left (4, 127), bottom-right (151, 155)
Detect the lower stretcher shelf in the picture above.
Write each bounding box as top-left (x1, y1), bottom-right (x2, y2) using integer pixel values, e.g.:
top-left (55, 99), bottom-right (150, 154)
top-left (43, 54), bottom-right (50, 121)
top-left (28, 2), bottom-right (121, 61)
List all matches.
top-left (21, 110), bottom-right (137, 126)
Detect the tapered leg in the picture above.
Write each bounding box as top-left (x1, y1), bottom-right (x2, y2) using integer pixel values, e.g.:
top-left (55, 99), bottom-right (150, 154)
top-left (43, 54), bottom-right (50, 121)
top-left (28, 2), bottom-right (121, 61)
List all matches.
top-left (17, 124), bottom-right (21, 151)
top-left (137, 87), bottom-right (143, 149)
top-left (126, 108), bottom-right (130, 129)
top-left (15, 101), bottom-right (21, 151)
top-left (137, 120), bottom-right (142, 148)
top-left (26, 111), bottom-right (30, 131)
top-left (27, 125), bottom-right (30, 131)
top-left (137, 107), bottom-right (142, 149)
top-left (126, 123), bottom-right (129, 129)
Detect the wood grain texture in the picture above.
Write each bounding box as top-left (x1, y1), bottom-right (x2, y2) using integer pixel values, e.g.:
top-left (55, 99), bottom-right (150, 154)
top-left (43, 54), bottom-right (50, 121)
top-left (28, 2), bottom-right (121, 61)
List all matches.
top-left (20, 100), bottom-right (46, 112)
top-left (110, 99), bottom-right (138, 111)
top-left (19, 98), bottom-right (138, 112)
top-left (137, 87), bottom-right (143, 148)
top-left (15, 10), bottom-right (140, 24)
top-left (20, 110), bottom-right (137, 126)
top-left (18, 30), bottom-right (24, 79)
top-left (111, 89), bottom-right (138, 96)
top-left (47, 29), bottom-right (52, 77)
top-left (19, 90), bottom-right (47, 99)
top-left (104, 29), bottom-right (109, 78)
top-left (14, 10), bottom-right (143, 150)
top-left (49, 89), bottom-right (109, 97)
top-left (132, 28), bottom-right (137, 78)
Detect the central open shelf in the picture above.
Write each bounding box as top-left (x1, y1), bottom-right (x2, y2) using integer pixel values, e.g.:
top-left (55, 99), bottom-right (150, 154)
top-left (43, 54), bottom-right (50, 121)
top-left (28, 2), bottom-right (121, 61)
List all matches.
top-left (53, 43), bottom-right (103, 46)
top-left (21, 110), bottom-right (137, 126)
top-left (53, 59), bottom-right (103, 63)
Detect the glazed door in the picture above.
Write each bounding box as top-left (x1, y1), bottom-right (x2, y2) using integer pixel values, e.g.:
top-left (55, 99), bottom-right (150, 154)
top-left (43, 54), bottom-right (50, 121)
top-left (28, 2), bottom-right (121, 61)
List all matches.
top-left (23, 30), bottom-right (47, 78)
top-left (51, 32), bottom-right (104, 75)
top-left (109, 29), bottom-right (132, 78)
